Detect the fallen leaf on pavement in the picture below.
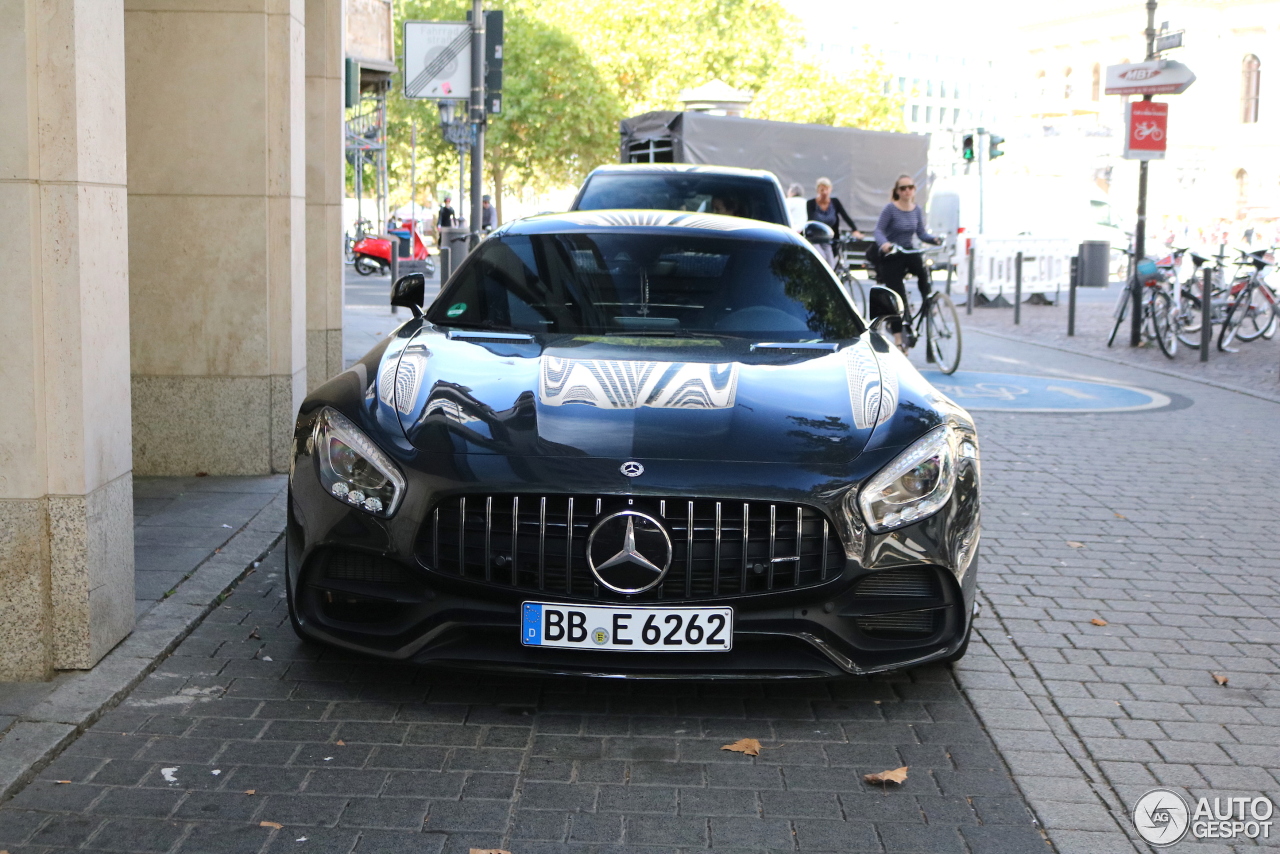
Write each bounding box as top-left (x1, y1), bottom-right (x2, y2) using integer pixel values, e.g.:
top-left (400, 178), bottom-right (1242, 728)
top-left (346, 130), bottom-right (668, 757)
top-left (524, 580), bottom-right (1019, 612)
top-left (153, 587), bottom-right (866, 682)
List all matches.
top-left (864, 766), bottom-right (909, 785)
top-left (1212, 672), bottom-right (1229, 686)
top-left (244, 789), bottom-right (256, 795)
top-left (468, 849), bottom-right (512, 854)
top-left (1114, 513), bottom-right (1126, 519)
top-left (336, 740), bottom-right (346, 746)
top-left (195, 472), bottom-right (208, 477)
top-left (248, 627), bottom-right (260, 640)
top-left (260, 821), bottom-right (283, 829)
top-left (1090, 618), bottom-right (1108, 627)
top-left (53, 780), bottom-right (72, 784)
top-left (721, 738), bottom-right (762, 756)
top-left (1066, 541), bottom-right (1085, 548)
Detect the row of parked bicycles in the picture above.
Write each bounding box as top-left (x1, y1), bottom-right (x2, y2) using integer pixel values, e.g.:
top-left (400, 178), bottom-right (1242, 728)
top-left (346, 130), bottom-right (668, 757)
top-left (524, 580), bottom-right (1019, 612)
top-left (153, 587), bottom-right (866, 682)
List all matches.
top-left (1108, 246), bottom-right (1279, 357)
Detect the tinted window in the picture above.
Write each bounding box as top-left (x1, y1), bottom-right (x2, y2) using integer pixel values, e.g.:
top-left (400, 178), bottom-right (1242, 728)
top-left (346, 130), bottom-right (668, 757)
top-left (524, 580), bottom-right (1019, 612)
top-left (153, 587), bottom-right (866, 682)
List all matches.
top-left (427, 233), bottom-right (863, 340)
top-left (574, 173), bottom-right (787, 226)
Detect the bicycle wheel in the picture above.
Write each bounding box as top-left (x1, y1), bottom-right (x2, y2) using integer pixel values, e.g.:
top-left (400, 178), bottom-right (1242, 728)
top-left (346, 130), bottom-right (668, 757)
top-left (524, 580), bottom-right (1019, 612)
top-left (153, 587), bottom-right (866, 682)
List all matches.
top-left (1218, 284), bottom-right (1253, 351)
top-left (927, 292), bottom-right (963, 374)
top-left (1150, 290), bottom-right (1177, 359)
top-left (843, 272), bottom-right (867, 315)
top-left (1175, 287), bottom-right (1204, 348)
top-left (1234, 286), bottom-right (1277, 342)
top-left (1107, 284), bottom-right (1130, 347)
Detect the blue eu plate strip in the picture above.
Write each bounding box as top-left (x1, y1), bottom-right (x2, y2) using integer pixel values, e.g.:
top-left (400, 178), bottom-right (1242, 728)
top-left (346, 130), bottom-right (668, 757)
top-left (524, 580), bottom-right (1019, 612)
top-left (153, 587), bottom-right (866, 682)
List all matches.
top-left (522, 603), bottom-right (542, 645)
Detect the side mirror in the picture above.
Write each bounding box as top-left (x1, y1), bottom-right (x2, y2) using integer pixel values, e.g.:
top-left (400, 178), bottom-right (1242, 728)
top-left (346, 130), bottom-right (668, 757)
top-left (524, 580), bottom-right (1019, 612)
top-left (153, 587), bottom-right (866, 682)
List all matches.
top-left (390, 272), bottom-right (425, 316)
top-left (867, 285), bottom-right (904, 323)
top-left (802, 220), bottom-right (834, 245)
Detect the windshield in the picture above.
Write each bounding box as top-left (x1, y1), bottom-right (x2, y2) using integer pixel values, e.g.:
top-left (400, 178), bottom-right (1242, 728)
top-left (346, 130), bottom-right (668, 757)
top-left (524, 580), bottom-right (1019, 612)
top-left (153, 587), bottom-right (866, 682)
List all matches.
top-left (427, 232), bottom-right (864, 340)
top-left (574, 173), bottom-right (788, 226)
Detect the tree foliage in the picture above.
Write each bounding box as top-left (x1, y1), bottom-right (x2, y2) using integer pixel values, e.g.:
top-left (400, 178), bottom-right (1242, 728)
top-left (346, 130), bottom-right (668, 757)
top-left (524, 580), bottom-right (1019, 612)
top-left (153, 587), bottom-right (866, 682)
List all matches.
top-left (375, 0), bottom-right (906, 208)
top-left (751, 53), bottom-right (905, 132)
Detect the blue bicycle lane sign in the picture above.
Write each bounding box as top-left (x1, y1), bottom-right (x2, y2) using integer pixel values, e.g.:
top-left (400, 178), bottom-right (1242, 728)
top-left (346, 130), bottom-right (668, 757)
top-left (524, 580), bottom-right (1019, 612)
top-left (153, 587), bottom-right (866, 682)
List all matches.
top-left (919, 371), bottom-right (1171, 413)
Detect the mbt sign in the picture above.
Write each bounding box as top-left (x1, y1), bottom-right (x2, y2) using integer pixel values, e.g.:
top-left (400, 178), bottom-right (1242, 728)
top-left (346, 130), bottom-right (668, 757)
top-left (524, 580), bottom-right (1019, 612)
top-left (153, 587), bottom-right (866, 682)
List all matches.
top-left (1106, 60), bottom-right (1196, 95)
top-left (1125, 101), bottom-right (1168, 160)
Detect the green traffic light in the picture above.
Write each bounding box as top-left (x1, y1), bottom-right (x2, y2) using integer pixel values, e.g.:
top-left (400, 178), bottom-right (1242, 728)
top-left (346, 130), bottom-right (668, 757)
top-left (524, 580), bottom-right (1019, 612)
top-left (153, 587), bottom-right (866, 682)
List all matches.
top-left (962, 134), bottom-right (975, 162)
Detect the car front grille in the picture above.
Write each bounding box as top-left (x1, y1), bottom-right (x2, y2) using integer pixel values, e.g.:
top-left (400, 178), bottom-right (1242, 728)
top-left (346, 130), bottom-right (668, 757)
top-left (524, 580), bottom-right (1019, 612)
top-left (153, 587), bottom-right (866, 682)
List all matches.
top-left (419, 494), bottom-right (844, 601)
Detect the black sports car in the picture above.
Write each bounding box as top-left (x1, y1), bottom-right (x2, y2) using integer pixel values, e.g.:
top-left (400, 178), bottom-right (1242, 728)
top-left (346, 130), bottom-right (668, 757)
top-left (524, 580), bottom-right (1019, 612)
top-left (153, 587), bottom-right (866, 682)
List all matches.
top-left (286, 210), bottom-right (981, 678)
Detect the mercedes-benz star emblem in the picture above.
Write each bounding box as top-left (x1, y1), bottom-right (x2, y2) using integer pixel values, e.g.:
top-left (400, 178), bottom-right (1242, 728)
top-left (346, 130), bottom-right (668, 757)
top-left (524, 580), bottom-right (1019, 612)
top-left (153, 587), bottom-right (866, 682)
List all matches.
top-left (620, 461), bottom-right (644, 477)
top-left (586, 510), bottom-right (672, 594)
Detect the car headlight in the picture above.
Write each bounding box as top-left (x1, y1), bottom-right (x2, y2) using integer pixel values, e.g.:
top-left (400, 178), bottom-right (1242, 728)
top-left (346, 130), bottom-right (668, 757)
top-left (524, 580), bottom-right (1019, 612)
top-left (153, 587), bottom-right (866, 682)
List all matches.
top-left (313, 407), bottom-right (405, 517)
top-left (858, 426), bottom-right (957, 533)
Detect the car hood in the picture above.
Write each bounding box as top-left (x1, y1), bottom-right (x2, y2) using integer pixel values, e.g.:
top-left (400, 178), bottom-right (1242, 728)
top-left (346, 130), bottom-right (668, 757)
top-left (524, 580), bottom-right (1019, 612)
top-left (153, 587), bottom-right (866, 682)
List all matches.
top-left (376, 328), bottom-right (937, 466)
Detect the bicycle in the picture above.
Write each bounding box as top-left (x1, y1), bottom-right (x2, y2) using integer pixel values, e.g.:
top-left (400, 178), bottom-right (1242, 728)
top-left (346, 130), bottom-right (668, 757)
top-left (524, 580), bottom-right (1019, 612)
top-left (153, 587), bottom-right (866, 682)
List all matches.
top-left (1106, 254), bottom-right (1178, 357)
top-left (1219, 248), bottom-right (1279, 351)
top-left (830, 234), bottom-right (870, 314)
top-left (878, 244), bottom-right (962, 375)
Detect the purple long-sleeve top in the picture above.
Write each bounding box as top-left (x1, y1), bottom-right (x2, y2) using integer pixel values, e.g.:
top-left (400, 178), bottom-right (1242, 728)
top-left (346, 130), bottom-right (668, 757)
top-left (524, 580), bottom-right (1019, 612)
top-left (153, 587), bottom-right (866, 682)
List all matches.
top-left (874, 204), bottom-right (937, 248)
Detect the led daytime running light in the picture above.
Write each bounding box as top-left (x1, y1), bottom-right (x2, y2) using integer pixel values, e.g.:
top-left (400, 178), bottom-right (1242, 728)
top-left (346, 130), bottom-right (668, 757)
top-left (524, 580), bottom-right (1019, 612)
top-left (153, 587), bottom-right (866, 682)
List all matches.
top-left (313, 407), bottom-right (406, 517)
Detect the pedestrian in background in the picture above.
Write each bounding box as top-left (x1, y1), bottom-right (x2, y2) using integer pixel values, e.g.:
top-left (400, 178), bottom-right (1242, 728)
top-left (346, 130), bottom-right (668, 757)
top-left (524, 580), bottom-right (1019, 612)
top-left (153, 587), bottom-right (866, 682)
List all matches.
top-left (481, 195), bottom-right (497, 231)
top-left (436, 194), bottom-right (455, 246)
top-left (874, 173), bottom-right (943, 353)
top-left (807, 178), bottom-right (862, 266)
top-left (785, 183), bottom-right (807, 231)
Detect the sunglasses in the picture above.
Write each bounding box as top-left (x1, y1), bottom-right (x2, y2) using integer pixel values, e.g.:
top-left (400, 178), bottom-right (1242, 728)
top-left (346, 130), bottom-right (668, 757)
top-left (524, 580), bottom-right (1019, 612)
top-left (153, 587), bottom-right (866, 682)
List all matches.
top-left (897, 184), bottom-right (916, 192)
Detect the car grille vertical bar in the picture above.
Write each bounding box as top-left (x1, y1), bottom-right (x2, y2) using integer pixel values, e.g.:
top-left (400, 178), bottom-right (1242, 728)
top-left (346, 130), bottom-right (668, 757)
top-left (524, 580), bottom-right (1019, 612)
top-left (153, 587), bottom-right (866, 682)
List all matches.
top-left (566, 497), bottom-right (574, 595)
top-left (821, 519), bottom-right (829, 580)
top-left (458, 497), bottom-right (466, 572)
top-left (767, 504), bottom-right (777, 590)
top-left (423, 494), bottom-right (842, 600)
top-left (484, 497), bottom-right (492, 581)
top-left (510, 496), bottom-right (519, 585)
top-left (538, 497), bottom-right (547, 591)
top-left (713, 501), bottom-right (722, 595)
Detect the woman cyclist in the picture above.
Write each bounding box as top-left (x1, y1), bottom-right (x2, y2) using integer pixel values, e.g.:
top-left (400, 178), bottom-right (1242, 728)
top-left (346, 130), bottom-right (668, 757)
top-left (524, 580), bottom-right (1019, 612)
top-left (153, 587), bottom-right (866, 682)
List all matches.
top-left (874, 174), bottom-right (943, 352)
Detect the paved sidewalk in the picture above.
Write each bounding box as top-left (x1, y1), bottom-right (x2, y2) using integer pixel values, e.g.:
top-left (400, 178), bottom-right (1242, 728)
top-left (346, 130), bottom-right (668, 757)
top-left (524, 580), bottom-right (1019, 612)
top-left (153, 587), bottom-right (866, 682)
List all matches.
top-left (949, 332), bottom-right (1280, 853)
top-left (958, 289), bottom-right (1280, 402)
top-left (0, 478), bottom-right (286, 804)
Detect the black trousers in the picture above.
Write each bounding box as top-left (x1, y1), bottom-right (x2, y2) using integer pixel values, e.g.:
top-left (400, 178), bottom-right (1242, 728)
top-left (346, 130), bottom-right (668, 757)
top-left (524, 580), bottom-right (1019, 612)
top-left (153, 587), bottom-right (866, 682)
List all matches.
top-left (877, 252), bottom-right (932, 334)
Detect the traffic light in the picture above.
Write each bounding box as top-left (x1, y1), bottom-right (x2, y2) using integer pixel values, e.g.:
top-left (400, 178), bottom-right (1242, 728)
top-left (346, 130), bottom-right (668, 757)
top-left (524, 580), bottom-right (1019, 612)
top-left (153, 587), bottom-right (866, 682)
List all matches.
top-left (989, 134), bottom-right (1006, 160)
top-left (962, 134), bottom-right (975, 162)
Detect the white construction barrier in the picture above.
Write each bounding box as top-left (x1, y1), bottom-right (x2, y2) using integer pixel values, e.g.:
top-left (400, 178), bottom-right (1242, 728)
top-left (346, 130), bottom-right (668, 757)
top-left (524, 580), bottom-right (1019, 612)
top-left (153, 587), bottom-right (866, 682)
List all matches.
top-left (955, 236), bottom-right (1077, 303)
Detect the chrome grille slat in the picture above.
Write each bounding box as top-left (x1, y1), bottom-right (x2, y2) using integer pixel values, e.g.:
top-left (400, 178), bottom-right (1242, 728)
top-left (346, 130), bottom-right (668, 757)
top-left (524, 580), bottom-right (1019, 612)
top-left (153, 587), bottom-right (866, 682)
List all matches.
top-left (424, 494), bottom-right (842, 601)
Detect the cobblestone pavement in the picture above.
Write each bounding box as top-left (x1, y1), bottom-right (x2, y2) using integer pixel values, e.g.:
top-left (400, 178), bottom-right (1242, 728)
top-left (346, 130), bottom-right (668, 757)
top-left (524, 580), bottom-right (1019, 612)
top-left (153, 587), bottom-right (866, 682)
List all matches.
top-left (0, 539), bottom-right (1047, 854)
top-left (950, 334), bottom-right (1280, 853)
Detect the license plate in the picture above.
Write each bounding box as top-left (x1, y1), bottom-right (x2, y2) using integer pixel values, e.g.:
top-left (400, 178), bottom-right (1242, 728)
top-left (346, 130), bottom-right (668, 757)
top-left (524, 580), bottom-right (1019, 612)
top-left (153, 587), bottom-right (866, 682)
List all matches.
top-left (521, 602), bottom-right (733, 652)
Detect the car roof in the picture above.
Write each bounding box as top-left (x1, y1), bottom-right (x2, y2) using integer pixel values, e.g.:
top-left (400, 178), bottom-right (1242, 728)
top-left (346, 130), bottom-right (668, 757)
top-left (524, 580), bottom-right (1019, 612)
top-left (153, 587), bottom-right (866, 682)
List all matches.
top-left (499, 210), bottom-right (803, 243)
top-left (585, 163), bottom-right (781, 181)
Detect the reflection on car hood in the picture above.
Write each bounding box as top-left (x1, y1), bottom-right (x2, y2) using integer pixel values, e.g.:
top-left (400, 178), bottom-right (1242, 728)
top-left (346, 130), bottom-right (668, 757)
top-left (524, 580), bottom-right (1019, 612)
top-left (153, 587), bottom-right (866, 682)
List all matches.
top-left (380, 329), bottom-right (928, 465)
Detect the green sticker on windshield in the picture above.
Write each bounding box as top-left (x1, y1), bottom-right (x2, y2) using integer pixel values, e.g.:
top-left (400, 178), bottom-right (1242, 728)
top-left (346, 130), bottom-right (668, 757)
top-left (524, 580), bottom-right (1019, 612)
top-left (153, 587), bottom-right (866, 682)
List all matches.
top-left (446, 302), bottom-right (467, 318)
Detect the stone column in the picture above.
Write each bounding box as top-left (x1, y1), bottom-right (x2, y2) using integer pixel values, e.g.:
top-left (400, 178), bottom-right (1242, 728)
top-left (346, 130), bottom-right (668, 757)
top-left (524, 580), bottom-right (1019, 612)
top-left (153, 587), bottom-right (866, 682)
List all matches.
top-left (126, 0), bottom-right (307, 475)
top-left (306, 0), bottom-right (345, 392)
top-left (0, 0), bottom-right (136, 680)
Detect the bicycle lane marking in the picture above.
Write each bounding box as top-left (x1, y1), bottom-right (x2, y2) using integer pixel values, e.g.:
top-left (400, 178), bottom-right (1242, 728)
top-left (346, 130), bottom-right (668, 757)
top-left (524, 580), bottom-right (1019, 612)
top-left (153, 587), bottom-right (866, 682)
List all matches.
top-left (920, 370), bottom-right (1171, 413)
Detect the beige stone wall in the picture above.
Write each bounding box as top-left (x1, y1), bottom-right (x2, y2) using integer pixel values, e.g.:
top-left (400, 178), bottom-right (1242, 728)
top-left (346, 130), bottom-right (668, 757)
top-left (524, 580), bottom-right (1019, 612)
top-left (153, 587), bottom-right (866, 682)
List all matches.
top-left (307, 0), bottom-right (345, 392)
top-left (126, 0), bottom-right (308, 475)
top-left (0, 0), bottom-right (136, 680)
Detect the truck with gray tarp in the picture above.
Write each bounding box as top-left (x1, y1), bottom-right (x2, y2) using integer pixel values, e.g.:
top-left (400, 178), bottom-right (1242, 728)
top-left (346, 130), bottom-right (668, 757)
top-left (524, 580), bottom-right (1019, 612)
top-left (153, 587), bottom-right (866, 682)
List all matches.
top-left (618, 111), bottom-right (930, 228)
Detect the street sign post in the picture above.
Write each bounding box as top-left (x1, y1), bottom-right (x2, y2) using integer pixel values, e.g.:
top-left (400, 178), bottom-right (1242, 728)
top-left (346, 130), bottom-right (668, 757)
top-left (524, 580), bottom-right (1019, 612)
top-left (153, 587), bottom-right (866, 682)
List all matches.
top-left (403, 21), bottom-right (472, 99)
top-left (1155, 30), bottom-right (1183, 53)
top-left (1105, 60), bottom-right (1195, 96)
top-left (1124, 101), bottom-right (1168, 160)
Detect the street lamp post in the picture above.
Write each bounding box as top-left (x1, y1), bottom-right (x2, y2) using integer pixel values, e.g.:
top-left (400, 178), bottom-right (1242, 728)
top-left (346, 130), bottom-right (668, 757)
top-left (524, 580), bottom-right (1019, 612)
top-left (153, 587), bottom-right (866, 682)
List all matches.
top-left (1131, 0), bottom-right (1158, 347)
top-left (437, 99), bottom-right (472, 228)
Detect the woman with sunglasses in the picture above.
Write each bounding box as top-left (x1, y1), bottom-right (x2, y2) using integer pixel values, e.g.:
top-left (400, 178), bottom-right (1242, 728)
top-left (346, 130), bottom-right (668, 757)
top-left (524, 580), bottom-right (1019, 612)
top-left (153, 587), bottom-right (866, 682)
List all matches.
top-left (874, 174), bottom-right (943, 351)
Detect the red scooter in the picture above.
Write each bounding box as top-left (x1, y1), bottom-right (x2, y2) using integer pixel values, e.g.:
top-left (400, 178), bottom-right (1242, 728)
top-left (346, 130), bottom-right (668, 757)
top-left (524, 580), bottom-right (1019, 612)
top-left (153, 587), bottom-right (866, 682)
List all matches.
top-left (352, 220), bottom-right (435, 276)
